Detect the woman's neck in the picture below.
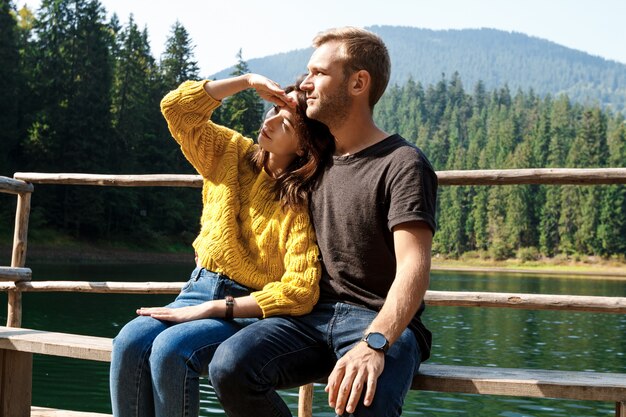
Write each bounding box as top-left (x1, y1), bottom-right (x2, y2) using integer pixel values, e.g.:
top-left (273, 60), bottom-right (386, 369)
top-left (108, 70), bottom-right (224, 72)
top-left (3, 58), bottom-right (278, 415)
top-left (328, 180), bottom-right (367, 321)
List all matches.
top-left (264, 153), bottom-right (295, 178)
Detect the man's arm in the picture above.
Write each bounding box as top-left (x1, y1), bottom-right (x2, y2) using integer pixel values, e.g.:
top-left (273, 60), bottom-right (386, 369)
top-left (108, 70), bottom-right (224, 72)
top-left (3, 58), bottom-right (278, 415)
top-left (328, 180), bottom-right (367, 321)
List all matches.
top-left (325, 221), bottom-right (432, 415)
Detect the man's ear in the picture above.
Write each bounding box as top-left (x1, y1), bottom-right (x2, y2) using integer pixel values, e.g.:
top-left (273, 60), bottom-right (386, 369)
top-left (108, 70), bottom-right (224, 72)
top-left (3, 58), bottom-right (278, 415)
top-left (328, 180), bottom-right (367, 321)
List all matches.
top-left (349, 70), bottom-right (371, 98)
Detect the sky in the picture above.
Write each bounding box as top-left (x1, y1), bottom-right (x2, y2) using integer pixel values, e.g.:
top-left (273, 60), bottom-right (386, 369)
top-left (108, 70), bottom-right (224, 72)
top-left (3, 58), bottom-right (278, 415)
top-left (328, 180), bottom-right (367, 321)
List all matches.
top-left (17, 0), bottom-right (626, 77)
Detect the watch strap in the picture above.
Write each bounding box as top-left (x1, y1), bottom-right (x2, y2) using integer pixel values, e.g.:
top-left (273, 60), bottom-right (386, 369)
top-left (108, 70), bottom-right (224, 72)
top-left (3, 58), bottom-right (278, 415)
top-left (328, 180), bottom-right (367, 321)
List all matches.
top-left (224, 295), bottom-right (234, 320)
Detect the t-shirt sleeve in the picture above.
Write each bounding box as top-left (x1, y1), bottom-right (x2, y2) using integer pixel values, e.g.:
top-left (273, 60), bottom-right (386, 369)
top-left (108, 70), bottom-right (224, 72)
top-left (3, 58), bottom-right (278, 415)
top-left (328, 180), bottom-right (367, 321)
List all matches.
top-left (387, 150), bottom-right (438, 234)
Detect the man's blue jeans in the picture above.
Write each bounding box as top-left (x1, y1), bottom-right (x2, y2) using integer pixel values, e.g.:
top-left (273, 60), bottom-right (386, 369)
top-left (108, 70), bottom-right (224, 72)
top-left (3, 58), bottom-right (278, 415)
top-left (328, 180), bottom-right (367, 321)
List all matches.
top-left (110, 268), bottom-right (256, 417)
top-left (210, 302), bottom-right (422, 417)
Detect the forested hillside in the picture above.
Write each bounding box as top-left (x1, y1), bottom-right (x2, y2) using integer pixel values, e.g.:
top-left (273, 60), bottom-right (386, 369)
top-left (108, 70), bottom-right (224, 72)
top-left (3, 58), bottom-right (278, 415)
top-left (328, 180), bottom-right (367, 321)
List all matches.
top-left (215, 26), bottom-right (626, 114)
top-left (1, 1), bottom-right (625, 260)
top-left (374, 75), bottom-right (626, 259)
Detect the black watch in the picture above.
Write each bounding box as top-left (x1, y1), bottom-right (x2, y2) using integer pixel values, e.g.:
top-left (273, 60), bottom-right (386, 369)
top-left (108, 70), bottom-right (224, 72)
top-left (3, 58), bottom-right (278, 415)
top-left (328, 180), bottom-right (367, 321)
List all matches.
top-left (362, 332), bottom-right (389, 353)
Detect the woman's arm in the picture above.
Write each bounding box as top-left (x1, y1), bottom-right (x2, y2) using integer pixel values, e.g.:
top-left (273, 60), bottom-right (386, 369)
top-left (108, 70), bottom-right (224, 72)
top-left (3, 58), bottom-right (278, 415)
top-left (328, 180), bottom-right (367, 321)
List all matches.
top-left (136, 295), bottom-right (262, 322)
top-left (250, 212), bottom-right (321, 318)
top-left (160, 75), bottom-right (294, 178)
top-left (138, 212), bottom-right (322, 321)
top-left (203, 74), bottom-right (295, 107)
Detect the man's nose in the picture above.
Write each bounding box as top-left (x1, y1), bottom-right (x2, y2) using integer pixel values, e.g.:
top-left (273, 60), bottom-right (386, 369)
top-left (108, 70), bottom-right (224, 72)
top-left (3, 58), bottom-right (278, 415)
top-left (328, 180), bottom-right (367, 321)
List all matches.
top-left (300, 74), bottom-right (312, 90)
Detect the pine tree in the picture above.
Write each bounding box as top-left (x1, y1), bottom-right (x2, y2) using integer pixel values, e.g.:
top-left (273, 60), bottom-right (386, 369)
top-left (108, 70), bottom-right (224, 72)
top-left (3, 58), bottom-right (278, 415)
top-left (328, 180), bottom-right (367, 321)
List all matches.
top-left (160, 20), bottom-right (199, 90)
top-left (0, 0), bottom-right (21, 176)
top-left (216, 49), bottom-right (264, 139)
top-left (20, 0), bottom-right (114, 237)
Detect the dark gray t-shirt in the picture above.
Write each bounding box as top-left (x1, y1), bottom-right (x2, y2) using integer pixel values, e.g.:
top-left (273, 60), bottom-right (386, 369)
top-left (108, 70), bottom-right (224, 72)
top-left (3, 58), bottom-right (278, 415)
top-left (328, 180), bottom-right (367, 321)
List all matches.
top-left (310, 134), bottom-right (437, 360)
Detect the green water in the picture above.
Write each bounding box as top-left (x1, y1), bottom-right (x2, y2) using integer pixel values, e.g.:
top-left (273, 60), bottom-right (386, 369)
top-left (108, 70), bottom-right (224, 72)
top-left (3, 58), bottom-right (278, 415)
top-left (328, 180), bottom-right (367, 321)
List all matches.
top-left (2, 263), bottom-right (625, 416)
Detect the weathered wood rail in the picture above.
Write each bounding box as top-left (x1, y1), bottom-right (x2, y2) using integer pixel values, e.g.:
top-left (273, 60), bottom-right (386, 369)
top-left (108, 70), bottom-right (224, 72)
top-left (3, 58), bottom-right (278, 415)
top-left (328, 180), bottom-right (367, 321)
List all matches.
top-left (2, 169), bottom-right (626, 416)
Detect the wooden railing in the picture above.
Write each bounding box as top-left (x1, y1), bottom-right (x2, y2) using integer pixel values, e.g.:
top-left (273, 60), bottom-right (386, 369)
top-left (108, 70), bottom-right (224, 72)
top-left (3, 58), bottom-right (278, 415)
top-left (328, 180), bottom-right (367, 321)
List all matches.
top-left (2, 169), bottom-right (626, 416)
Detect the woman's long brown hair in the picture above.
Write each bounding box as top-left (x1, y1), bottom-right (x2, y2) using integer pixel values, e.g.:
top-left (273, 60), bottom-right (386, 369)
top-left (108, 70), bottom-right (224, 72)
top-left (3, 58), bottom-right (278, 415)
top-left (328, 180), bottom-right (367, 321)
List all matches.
top-left (248, 84), bottom-right (335, 211)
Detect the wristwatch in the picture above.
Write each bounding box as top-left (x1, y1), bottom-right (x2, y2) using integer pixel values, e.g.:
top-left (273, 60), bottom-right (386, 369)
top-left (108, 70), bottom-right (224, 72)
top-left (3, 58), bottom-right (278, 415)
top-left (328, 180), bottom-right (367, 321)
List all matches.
top-left (224, 295), bottom-right (234, 320)
top-left (362, 332), bottom-right (389, 353)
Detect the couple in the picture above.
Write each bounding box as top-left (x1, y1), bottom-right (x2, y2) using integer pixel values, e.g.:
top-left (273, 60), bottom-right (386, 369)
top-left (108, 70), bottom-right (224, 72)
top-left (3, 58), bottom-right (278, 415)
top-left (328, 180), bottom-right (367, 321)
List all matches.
top-left (110, 27), bottom-right (438, 417)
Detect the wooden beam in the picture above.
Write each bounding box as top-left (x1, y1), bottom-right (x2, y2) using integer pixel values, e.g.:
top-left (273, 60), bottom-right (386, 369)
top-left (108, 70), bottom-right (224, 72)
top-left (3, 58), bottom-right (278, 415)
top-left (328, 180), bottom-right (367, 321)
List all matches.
top-left (412, 364), bottom-right (626, 402)
top-left (7, 281), bottom-right (184, 294)
top-left (0, 176), bottom-right (33, 195)
top-left (0, 350), bottom-right (32, 417)
top-left (298, 384), bottom-right (314, 417)
top-left (3, 282), bottom-right (625, 314)
top-left (31, 406), bottom-right (112, 416)
top-left (14, 173), bottom-right (203, 188)
top-left (14, 168), bottom-right (626, 188)
top-left (0, 267), bottom-right (31, 282)
top-left (425, 291), bottom-right (626, 313)
top-left (8, 192), bottom-right (31, 329)
top-left (437, 168), bottom-right (626, 185)
top-left (0, 327), bottom-right (111, 362)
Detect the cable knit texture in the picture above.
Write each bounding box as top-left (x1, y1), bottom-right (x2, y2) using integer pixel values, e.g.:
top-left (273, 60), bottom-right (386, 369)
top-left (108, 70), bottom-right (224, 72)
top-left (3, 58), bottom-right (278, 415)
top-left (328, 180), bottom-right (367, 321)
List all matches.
top-left (161, 80), bottom-right (321, 317)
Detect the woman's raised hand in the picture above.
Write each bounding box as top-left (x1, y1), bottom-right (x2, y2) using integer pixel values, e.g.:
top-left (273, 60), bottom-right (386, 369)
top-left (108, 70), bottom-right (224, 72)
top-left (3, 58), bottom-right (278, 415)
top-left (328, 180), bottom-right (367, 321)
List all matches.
top-left (247, 74), bottom-right (296, 108)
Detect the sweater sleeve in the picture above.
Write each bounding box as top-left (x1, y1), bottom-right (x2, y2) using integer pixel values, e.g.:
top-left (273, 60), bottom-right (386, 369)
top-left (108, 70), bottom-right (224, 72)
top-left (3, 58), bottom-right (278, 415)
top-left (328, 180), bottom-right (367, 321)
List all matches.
top-left (160, 80), bottom-right (254, 178)
top-left (251, 211), bottom-right (321, 317)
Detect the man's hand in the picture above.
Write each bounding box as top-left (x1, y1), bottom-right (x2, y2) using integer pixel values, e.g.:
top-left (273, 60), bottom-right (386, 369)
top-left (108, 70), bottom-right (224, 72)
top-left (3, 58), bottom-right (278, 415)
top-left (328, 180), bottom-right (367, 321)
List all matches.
top-left (136, 303), bottom-right (212, 323)
top-left (325, 341), bottom-right (385, 415)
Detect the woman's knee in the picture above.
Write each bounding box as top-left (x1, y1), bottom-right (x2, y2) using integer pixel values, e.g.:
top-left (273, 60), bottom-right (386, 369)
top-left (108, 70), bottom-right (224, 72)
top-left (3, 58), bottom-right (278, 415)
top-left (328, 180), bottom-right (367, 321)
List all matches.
top-left (112, 316), bottom-right (160, 361)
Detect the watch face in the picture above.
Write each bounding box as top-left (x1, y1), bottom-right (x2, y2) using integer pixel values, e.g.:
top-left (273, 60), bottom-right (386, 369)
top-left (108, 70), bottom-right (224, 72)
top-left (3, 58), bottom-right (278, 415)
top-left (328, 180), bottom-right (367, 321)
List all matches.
top-left (367, 332), bottom-right (387, 350)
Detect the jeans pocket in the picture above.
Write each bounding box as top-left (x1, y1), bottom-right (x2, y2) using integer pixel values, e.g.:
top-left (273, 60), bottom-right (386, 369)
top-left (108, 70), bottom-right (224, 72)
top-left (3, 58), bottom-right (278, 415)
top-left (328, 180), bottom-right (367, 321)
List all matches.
top-left (181, 267), bottom-right (203, 293)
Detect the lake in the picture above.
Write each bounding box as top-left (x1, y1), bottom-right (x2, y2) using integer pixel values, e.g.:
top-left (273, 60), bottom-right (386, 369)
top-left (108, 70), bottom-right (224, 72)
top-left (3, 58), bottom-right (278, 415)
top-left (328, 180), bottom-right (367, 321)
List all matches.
top-left (1, 263), bottom-right (625, 416)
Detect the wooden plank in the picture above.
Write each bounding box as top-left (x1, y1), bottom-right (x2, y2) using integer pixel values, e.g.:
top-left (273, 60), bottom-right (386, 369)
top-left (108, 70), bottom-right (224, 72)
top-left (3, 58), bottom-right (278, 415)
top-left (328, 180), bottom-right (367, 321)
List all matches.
top-left (412, 364), bottom-right (626, 402)
top-left (617, 401), bottom-right (626, 417)
top-left (14, 168), bottom-right (626, 188)
top-left (9, 281), bottom-right (184, 294)
top-left (437, 168), bottom-right (626, 185)
top-left (0, 176), bottom-right (33, 195)
top-left (0, 267), bottom-right (32, 282)
top-left (2, 327), bottom-right (626, 406)
top-left (0, 349), bottom-right (33, 417)
top-left (0, 327), bottom-right (111, 362)
top-left (425, 291), bottom-right (626, 313)
top-left (14, 173), bottom-right (203, 188)
top-left (31, 406), bottom-right (111, 416)
top-left (3, 282), bottom-right (626, 314)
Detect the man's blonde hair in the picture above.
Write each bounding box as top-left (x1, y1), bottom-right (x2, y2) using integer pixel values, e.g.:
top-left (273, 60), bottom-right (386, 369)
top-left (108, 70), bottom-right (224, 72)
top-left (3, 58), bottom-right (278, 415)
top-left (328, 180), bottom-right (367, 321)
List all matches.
top-left (312, 27), bottom-right (390, 108)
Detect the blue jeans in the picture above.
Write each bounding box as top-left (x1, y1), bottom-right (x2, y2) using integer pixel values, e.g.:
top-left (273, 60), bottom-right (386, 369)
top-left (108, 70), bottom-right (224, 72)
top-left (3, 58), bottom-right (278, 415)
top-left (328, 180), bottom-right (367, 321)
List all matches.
top-left (110, 268), bottom-right (257, 417)
top-left (209, 302), bottom-right (422, 417)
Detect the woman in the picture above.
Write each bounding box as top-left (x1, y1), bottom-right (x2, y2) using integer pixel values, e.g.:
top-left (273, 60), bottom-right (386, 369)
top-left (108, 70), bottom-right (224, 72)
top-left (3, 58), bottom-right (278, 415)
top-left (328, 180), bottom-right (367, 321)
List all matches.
top-left (110, 74), bottom-right (334, 417)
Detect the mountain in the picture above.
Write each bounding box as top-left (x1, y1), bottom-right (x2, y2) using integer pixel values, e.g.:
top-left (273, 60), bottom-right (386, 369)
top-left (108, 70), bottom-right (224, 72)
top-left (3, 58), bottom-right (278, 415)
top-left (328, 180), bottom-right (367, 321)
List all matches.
top-left (211, 26), bottom-right (626, 114)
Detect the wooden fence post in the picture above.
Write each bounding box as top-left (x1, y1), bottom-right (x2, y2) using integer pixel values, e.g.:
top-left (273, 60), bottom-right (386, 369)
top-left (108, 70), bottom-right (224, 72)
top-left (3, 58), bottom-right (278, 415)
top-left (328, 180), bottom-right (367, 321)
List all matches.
top-left (298, 383), bottom-right (314, 417)
top-left (1, 190), bottom-right (33, 417)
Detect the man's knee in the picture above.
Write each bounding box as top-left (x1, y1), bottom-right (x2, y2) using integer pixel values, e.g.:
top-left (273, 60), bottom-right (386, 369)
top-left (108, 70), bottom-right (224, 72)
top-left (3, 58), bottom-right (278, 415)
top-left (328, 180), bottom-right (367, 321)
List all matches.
top-left (209, 339), bottom-right (248, 392)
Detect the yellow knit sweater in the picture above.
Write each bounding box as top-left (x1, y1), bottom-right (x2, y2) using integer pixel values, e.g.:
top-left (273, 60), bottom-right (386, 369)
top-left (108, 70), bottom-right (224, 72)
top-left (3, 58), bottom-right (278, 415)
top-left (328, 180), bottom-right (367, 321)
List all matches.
top-left (161, 80), bottom-right (321, 317)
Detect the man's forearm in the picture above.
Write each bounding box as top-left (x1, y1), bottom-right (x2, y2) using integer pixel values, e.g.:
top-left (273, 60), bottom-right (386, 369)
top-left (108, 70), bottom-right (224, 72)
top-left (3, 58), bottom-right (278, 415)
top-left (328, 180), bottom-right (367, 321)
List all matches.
top-left (365, 222), bottom-right (432, 345)
top-left (365, 261), bottom-right (430, 345)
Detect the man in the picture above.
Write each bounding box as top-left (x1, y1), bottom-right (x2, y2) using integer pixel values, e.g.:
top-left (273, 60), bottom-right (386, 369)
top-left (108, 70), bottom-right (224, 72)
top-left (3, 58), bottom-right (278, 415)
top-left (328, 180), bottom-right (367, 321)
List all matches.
top-left (210, 27), bottom-right (438, 417)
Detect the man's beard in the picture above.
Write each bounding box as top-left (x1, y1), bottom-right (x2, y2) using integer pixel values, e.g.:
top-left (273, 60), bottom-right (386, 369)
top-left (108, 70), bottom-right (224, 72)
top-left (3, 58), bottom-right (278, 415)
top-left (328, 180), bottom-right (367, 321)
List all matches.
top-left (308, 81), bottom-right (351, 130)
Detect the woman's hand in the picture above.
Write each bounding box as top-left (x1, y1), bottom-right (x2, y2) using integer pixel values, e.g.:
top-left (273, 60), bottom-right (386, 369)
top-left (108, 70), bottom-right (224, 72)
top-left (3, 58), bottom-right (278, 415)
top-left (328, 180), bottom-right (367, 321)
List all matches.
top-left (247, 74), bottom-right (296, 108)
top-left (203, 74), bottom-right (295, 108)
top-left (136, 303), bottom-right (214, 323)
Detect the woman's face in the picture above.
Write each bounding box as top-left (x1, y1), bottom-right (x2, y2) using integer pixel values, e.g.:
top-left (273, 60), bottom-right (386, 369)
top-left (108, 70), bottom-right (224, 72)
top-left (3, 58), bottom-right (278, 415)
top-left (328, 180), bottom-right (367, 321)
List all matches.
top-left (257, 94), bottom-right (302, 160)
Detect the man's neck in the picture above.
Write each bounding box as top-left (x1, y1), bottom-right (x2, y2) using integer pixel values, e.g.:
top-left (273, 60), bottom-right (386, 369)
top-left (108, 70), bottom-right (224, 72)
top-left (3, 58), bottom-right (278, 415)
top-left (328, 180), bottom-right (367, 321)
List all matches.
top-left (331, 111), bottom-right (390, 156)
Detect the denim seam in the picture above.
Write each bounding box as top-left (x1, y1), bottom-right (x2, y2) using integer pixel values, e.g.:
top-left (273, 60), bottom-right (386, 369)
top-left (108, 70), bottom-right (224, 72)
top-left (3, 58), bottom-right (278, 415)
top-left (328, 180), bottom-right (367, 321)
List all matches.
top-left (133, 344), bottom-right (153, 417)
top-left (181, 342), bottom-right (223, 417)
